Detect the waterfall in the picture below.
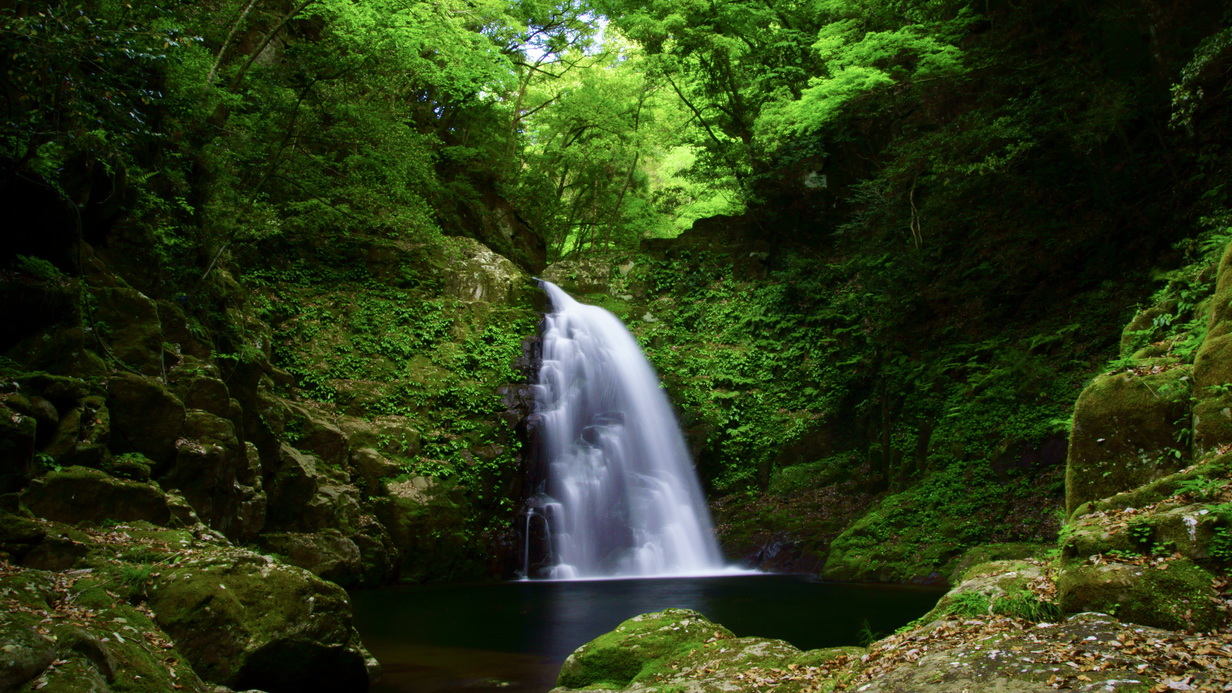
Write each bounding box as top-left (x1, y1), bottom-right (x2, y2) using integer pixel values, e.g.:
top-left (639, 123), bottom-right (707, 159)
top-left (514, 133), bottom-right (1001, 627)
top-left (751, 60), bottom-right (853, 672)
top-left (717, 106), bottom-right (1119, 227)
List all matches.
top-left (531, 280), bottom-right (725, 579)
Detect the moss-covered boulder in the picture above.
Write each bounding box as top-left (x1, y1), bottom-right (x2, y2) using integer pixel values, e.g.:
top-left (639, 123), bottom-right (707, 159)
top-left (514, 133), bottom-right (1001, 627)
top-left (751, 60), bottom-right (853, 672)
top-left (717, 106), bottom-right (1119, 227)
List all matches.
top-left (371, 487), bottom-right (486, 583)
top-left (349, 446), bottom-right (402, 495)
top-left (264, 443), bottom-right (360, 534)
top-left (918, 559), bottom-right (1058, 625)
top-left (0, 509), bottom-right (47, 562)
top-left (551, 608), bottom-right (865, 693)
top-left (0, 400), bottom-right (37, 493)
top-left (89, 286), bottom-right (165, 376)
top-left (0, 611), bottom-right (57, 691)
top-left (106, 373), bottom-right (186, 466)
top-left (177, 375), bottom-right (232, 418)
top-left (1, 560), bottom-right (214, 693)
top-left (1056, 556), bottom-right (1225, 631)
top-left (285, 402), bottom-right (350, 467)
top-left (147, 550), bottom-right (371, 692)
top-left (439, 236), bottom-right (528, 305)
top-left (162, 409), bottom-right (265, 539)
top-left (555, 608), bottom-right (737, 689)
top-left (1065, 364), bottom-right (1192, 515)
top-left (257, 530), bottom-right (364, 587)
top-left (21, 466), bottom-right (171, 526)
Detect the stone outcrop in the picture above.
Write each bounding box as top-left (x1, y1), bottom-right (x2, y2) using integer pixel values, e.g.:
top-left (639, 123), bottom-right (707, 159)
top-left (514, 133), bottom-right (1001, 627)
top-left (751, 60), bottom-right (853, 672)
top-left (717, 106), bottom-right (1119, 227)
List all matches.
top-left (439, 235), bottom-right (528, 304)
top-left (163, 409), bottom-right (266, 539)
top-left (1064, 362), bottom-right (1192, 516)
top-left (107, 373), bottom-right (186, 466)
top-left (148, 550), bottom-right (372, 693)
top-left (20, 466), bottom-right (172, 526)
top-left (0, 511), bottom-right (373, 693)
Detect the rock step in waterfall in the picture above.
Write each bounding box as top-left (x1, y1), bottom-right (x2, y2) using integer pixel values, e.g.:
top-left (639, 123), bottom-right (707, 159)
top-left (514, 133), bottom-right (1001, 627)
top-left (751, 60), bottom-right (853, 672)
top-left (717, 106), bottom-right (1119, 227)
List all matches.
top-left (528, 280), bottom-right (727, 579)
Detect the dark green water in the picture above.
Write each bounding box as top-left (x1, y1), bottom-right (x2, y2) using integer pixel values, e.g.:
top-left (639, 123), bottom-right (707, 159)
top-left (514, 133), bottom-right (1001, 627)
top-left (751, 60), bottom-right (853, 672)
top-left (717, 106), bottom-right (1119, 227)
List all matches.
top-left (350, 575), bottom-right (942, 693)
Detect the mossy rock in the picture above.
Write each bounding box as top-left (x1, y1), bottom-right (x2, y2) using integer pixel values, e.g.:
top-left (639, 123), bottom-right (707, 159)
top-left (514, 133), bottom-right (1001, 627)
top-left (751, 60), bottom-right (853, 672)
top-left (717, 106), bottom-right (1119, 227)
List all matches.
top-left (437, 236), bottom-right (529, 305)
top-left (264, 443), bottom-right (361, 534)
top-left (0, 402), bottom-right (37, 493)
top-left (1056, 557), bottom-right (1226, 631)
top-left (106, 373), bottom-right (186, 467)
top-left (147, 552), bottom-right (370, 692)
top-left (1065, 365), bottom-right (1193, 516)
top-left (553, 608), bottom-right (846, 693)
top-left (1120, 305), bottom-right (1171, 357)
top-left (0, 612), bottom-right (57, 691)
top-left (257, 530), bottom-right (364, 587)
top-left (941, 543), bottom-right (1049, 586)
top-left (0, 508), bottom-right (47, 561)
top-left (1193, 391), bottom-right (1232, 458)
top-left (1083, 453), bottom-right (1232, 513)
top-left (541, 255), bottom-right (618, 295)
top-left (21, 466), bottom-right (171, 526)
top-left (1, 561), bottom-right (214, 693)
top-left (555, 608), bottom-right (736, 689)
top-left (920, 560), bottom-right (1053, 623)
top-left (89, 286), bottom-right (166, 377)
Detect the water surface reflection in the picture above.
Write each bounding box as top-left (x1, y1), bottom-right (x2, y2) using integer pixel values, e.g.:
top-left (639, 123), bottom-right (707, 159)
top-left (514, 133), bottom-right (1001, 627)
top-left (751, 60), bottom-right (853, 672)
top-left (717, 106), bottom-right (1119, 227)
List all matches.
top-left (351, 575), bottom-right (942, 693)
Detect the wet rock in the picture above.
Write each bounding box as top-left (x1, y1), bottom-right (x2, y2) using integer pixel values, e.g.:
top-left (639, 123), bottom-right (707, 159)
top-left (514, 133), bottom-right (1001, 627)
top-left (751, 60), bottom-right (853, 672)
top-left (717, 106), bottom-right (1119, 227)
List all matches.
top-left (107, 373), bottom-right (186, 466)
top-left (21, 466), bottom-right (171, 526)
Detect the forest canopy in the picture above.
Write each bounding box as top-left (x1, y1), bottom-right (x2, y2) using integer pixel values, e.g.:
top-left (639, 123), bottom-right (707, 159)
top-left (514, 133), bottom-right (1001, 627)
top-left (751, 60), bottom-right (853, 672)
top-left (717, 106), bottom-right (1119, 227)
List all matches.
top-left (1, 0), bottom-right (1028, 271)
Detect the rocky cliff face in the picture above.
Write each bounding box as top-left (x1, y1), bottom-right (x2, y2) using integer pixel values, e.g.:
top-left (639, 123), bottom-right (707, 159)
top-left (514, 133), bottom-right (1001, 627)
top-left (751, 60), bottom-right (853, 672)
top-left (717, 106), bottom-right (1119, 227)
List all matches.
top-left (0, 230), bottom-right (540, 691)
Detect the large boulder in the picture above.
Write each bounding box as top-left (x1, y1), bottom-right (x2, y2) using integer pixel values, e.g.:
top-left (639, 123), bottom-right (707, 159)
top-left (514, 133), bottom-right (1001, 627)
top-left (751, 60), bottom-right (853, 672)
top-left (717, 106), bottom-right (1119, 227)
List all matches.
top-left (349, 447), bottom-right (402, 495)
top-left (89, 286), bottom-right (165, 376)
top-left (1056, 557), bottom-right (1225, 632)
top-left (21, 466), bottom-right (171, 526)
top-left (258, 530), bottom-right (364, 587)
top-left (555, 609), bottom-right (737, 690)
top-left (0, 400), bottom-right (37, 493)
top-left (286, 403), bottom-right (349, 467)
top-left (107, 373), bottom-right (186, 466)
top-left (42, 395), bottom-right (111, 470)
top-left (553, 608), bottom-right (834, 693)
top-left (147, 551), bottom-right (371, 693)
top-left (163, 410), bottom-right (266, 538)
top-left (179, 375), bottom-right (232, 418)
top-left (265, 443), bottom-right (361, 533)
top-left (439, 236), bottom-right (527, 305)
top-left (1065, 364), bottom-right (1192, 515)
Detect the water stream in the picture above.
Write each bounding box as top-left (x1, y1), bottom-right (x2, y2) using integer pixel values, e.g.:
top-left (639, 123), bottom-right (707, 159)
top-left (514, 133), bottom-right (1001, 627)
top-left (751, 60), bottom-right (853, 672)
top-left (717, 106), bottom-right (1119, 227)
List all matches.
top-left (530, 281), bottom-right (725, 578)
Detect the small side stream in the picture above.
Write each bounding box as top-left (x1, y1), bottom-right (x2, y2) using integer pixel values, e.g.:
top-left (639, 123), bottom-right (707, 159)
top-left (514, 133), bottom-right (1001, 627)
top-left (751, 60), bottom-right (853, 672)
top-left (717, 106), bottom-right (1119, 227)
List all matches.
top-left (351, 575), bottom-right (944, 692)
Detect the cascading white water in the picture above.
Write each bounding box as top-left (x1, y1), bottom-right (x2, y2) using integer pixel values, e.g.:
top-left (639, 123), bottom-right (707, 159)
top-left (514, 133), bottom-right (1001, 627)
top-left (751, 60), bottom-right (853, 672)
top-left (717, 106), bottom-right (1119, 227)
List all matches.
top-left (533, 280), bottom-right (725, 579)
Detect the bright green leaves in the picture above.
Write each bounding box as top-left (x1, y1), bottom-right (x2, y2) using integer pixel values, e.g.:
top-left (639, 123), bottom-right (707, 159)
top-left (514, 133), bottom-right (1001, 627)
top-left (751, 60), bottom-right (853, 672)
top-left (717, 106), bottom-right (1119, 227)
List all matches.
top-left (310, 0), bottom-right (517, 101)
top-left (755, 9), bottom-right (969, 145)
